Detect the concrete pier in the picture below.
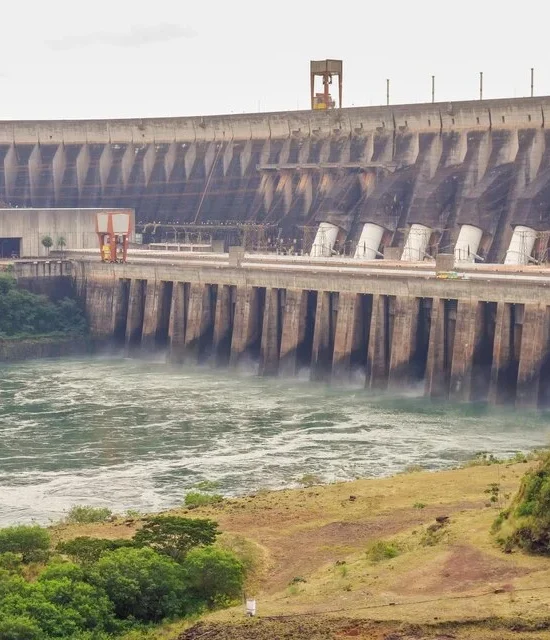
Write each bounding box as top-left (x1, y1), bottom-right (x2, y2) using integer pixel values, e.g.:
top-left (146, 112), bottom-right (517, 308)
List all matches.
top-left (25, 253), bottom-right (550, 410)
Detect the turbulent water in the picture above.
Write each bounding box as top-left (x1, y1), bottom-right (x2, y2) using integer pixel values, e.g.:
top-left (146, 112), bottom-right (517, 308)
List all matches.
top-left (0, 356), bottom-right (549, 525)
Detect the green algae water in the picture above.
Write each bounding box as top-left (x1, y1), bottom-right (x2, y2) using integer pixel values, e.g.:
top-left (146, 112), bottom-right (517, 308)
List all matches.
top-left (0, 357), bottom-right (549, 525)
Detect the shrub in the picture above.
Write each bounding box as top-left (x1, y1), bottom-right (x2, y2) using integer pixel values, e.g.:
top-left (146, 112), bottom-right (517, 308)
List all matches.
top-left (297, 473), bottom-right (322, 487)
top-left (134, 516), bottom-right (219, 563)
top-left (192, 480), bottom-right (221, 492)
top-left (184, 492), bottom-right (223, 509)
top-left (0, 576), bottom-right (117, 638)
top-left (57, 537), bottom-right (134, 565)
top-left (0, 554), bottom-right (22, 573)
top-left (182, 547), bottom-right (244, 607)
top-left (65, 506), bottom-right (113, 524)
top-left (0, 526), bottom-right (50, 564)
top-left (366, 541), bottom-right (400, 562)
top-left (413, 502), bottom-right (426, 509)
top-left (0, 616), bottom-right (41, 640)
top-left (494, 452), bottom-right (550, 554)
top-left (91, 547), bottom-right (188, 622)
top-left (0, 275), bottom-right (87, 338)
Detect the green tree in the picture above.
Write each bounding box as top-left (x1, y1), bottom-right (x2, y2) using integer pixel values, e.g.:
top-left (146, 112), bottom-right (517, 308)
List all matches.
top-left (182, 547), bottom-right (244, 606)
top-left (57, 537), bottom-right (134, 565)
top-left (40, 236), bottom-right (53, 255)
top-left (0, 526), bottom-right (50, 564)
top-left (494, 452), bottom-right (550, 553)
top-left (0, 616), bottom-right (41, 640)
top-left (56, 236), bottom-right (66, 255)
top-left (90, 547), bottom-right (189, 622)
top-left (133, 516), bottom-right (219, 563)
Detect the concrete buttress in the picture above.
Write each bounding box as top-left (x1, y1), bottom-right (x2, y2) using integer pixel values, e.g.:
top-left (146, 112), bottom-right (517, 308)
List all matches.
top-left (230, 287), bottom-right (261, 367)
top-left (425, 298), bottom-right (447, 398)
top-left (184, 283), bottom-right (213, 364)
top-left (311, 291), bottom-right (334, 381)
top-left (366, 294), bottom-right (389, 389)
top-left (332, 292), bottom-right (361, 383)
top-left (212, 285), bottom-right (233, 366)
top-left (449, 300), bottom-right (479, 402)
top-left (388, 297), bottom-right (419, 389)
top-left (168, 282), bottom-right (188, 363)
top-left (141, 280), bottom-right (161, 351)
top-left (259, 288), bottom-right (282, 376)
top-left (125, 279), bottom-right (146, 349)
top-left (516, 304), bottom-right (548, 409)
top-left (279, 289), bottom-right (307, 377)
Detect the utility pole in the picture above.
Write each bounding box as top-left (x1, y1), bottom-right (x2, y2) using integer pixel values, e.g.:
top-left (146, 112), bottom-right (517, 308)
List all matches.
top-left (386, 79), bottom-right (390, 106)
top-left (531, 68), bottom-right (535, 97)
top-left (479, 72), bottom-right (483, 100)
top-left (431, 75), bottom-right (435, 103)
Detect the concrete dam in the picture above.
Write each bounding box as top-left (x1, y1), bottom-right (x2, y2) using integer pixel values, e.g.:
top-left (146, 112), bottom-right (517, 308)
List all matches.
top-left (2, 95), bottom-right (550, 262)
top-left (10, 94), bottom-right (550, 410)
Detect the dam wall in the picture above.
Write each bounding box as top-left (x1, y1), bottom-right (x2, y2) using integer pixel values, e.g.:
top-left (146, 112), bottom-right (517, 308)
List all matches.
top-left (2, 97), bottom-right (550, 261)
top-left (55, 257), bottom-right (550, 409)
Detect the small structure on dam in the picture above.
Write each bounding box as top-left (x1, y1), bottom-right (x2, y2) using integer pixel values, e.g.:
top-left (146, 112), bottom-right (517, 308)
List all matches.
top-left (0, 208), bottom-right (134, 258)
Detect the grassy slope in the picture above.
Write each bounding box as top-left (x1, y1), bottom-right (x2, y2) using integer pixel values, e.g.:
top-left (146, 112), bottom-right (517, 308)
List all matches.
top-left (54, 461), bottom-right (550, 639)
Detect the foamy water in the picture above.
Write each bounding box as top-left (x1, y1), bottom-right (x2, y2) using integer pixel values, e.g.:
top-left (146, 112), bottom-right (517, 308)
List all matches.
top-left (0, 357), bottom-right (549, 525)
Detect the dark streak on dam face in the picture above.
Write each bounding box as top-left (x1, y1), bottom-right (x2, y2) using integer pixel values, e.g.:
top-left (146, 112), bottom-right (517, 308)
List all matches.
top-left (2, 96), bottom-right (550, 261)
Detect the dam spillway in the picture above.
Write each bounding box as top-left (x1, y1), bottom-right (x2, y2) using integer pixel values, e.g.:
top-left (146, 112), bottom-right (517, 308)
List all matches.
top-left (17, 255), bottom-right (550, 410)
top-left (2, 96), bottom-right (550, 262)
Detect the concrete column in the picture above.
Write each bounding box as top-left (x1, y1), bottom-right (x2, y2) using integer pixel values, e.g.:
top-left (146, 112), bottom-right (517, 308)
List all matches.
top-left (121, 143), bottom-right (135, 189)
top-left (4, 145), bottom-right (17, 202)
top-left (112, 279), bottom-right (130, 343)
top-left (168, 282), bottom-right (187, 363)
top-left (488, 303), bottom-right (512, 404)
top-left (311, 291), bottom-right (333, 382)
top-left (230, 287), bottom-right (261, 366)
top-left (279, 289), bottom-right (307, 377)
top-left (84, 277), bottom-right (117, 339)
top-left (366, 294), bottom-right (389, 389)
top-left (424, 298), bottom-right (446, 398)
top-left (143, 144), bottom-right (156, 186)
top-left (212, 285), bottom-right (233, 366)
top-left (184, 143), bottom-right (197, 177)
top-left (516, 304), bottom-right (547, 409)
top-left (259, 288), bottom-right (281, 376)
top-left (388, 297), bottom-right (418, 389)
top-left (141, 280), bottom-right (161, 351)
top-left (222, 141), bottom-right (234, 176)
top-left (164, 142), bottom-right (177, 181)
top-left (76, 144), bottom-right (90, 198)
top-left (28, 145), bottom-right (42, 206)
top-left (99, 144), bottom-right (113, 192)
top-left (449, 300), bottom-right (479, 402)
top-left (125, 279), bottom-right (145, 348)
top-left (185, 283), bottom-right (212, 363)
top-left (52, 144), bottom-right (67, 205)
top-left (332, 292), bottom-right (361, 382)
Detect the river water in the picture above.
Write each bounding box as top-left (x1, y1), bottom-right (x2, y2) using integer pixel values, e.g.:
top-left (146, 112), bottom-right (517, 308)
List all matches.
top-left (0, 357), bottom-right (549, 525)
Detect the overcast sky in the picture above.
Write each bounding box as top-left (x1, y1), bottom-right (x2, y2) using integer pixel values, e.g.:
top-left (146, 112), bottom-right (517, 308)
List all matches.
top-left (2, 0), bottom-right (548, 120)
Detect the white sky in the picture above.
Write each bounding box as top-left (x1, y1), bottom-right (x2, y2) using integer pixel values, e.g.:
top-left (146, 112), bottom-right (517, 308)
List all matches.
top-left (2, 0), bottom-right (548, 120)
